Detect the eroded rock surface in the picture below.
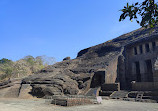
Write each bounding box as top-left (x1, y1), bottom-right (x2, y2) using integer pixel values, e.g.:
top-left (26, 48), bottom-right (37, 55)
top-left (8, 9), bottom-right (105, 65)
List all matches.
top-left (20, 27), bottom-right (158, 98)
top-left (0, 27), bottom-right (158, 98)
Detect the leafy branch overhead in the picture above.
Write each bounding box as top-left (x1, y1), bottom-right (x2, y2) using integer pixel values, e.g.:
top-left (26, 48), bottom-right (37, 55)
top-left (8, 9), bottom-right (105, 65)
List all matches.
top-left (119, 0), bottom-right (158, 28)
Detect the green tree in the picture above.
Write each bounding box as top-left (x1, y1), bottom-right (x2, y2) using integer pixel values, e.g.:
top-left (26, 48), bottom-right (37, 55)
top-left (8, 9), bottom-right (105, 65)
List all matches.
top-left (0, 58), bottom-right (12, 64)
top-left (119, 0), bottom-right (158, 28)
top-left (23, 55), bottom-right (35, 66)
top-left (0, 55), bottom-right (56, 80)
top-left (0, 58), bottom-right (14, 80)
top-left (36, 55), bottom-right (56, 66)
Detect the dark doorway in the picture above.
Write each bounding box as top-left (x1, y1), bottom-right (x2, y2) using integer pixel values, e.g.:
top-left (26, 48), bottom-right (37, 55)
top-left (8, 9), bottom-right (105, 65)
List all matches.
top-left (152, 42), bottom-right (156, 51)
top-left (139, 45), bottom-right (143, 54)
top-left (134, 47), bottom-right (137, 55)
top-left (135, 61), bottom-right (141, 82)
top-left (145, 60), bottom-right (153, 82)
top-left (145, 43), bottom-right (150, 52)
top-left (90, 71), bottom-right (105, 88)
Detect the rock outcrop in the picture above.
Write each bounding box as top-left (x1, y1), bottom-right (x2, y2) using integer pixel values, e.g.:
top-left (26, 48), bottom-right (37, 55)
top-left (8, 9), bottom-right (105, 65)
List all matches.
top-left (0, 27), bottom-right (158, 98)
top-left (63, 57), bottom-right (71, 61)
top-left (20, 27), bottom-right (158, 97)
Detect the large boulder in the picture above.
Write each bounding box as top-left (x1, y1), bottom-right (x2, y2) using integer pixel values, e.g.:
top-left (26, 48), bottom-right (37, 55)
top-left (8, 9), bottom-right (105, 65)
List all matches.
top-left (63, 57), bottom-right (71, 61)
top-left (22, 69), bottom-right (91, 97)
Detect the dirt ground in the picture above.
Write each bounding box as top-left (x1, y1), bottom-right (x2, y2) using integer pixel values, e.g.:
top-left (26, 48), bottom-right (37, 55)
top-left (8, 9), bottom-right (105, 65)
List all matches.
top-left (0, 98), bottom-right (158, 111)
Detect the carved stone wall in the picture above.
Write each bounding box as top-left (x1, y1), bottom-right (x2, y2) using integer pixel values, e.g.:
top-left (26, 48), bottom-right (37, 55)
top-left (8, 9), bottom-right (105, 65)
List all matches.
top-left (125, 38), bottom-right (158, 84)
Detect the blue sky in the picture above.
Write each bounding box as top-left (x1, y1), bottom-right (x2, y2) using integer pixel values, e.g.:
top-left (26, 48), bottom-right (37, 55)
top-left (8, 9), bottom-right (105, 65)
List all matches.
top-left (0, 0), bottom-right (143, 62)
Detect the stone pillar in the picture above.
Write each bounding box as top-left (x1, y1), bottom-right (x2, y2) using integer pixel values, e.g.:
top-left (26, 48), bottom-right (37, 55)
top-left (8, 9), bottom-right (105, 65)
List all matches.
top-left (117, 55), bottom-right (126, 89)
top-left (139, 60), bottom-right (146, 82)
top-left (132, 62), bottom-right (136, 81)
top-left (149, 42), bottom-right (153, 52)
top-left (137, 46), bottom-right (140, 55)
top-left (156, 40), bottom-right (158, 46)
top-left (154, 57), bottom-right (158, 82)
top-left (132, 47), bottom-right (135, 56)
top-left (142, 44), bottom-right (146, 54)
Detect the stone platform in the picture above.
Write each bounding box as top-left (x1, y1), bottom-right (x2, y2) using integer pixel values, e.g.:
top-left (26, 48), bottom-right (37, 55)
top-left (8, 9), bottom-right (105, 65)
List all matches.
top-left (45, 95), bottom-right (94, 106)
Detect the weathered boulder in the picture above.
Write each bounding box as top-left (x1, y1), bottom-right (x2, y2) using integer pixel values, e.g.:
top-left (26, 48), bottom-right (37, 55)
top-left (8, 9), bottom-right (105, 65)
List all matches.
top-left (18, 84), bottom-right (33, 99)
top-left (22, 69), bottom-right (90, 97)
top-left (63, 57), bottom-right (71, 61)
top-left (0, 79), bottom-right (21, 98)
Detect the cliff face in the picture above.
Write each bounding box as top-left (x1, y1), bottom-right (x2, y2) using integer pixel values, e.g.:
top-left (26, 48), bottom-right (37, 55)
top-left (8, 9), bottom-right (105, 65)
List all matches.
top-left (1, 27), bottom-right (158, 98)
top-left (21, 27), bottom-right (158, 98)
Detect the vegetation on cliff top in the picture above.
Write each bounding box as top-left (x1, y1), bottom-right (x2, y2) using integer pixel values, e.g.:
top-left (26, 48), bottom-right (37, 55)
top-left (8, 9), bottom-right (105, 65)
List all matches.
top-left (0, 55), bottom-right (56, 81)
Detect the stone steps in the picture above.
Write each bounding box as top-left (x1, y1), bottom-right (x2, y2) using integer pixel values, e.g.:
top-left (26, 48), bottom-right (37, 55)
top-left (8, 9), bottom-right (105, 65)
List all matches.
top-left (85, 87), bottom-right (100, 96)
top-left (99, 91), bottom-right (114, 96)
top-left (135, 92), bottom-right (144, 101)
top-left (110, 91), bottom-right (129, 99)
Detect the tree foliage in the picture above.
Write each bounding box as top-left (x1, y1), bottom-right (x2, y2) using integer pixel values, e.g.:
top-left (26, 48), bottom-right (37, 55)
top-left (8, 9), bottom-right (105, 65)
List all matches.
top-left (119, 0), bottom-right (158, 28)
top-left (0, 58), bottom-right (13, 64)
top-left (0, 55), bottom-right (56, 81)
top-left (36, 55), bottom-right (56, 66)
top-left (23, 55), bottom-right (35, 66)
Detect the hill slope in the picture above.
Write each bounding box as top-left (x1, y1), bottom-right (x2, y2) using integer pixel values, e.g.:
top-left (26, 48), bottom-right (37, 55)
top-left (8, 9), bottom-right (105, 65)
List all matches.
top-left (1, 27), bottom-right (158, 98)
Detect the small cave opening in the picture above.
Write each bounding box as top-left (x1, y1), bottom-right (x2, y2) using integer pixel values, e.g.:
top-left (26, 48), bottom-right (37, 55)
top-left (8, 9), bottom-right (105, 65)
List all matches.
top-left (29, 87), bottom-right (45, 98)
top-left (90, 71), bottom-right (105, 88)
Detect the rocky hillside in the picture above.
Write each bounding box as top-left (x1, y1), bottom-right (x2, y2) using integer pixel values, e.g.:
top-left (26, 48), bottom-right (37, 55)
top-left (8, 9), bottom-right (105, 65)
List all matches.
top-left (0, 27), bottom-right (158, 98)
top-left (20, 27), bottom-right (158, 98)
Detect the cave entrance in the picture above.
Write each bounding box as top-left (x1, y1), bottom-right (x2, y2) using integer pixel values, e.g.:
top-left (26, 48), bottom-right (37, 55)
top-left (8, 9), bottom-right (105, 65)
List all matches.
top-left (90, 71), bottom-right (105, 88)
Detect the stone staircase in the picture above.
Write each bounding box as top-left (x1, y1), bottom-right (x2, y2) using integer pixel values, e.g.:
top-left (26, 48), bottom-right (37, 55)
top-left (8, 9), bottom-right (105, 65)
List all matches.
top-left (135, 92), bottom-right (154, 101)
top-left (85, 87), bottom-right (100, 96)
top-left (126, 91), bottom-right (157, 102)
top-left (135, 92), bottom-right (144, 101)
top-left (110, 91), bottom-right (129, 99)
